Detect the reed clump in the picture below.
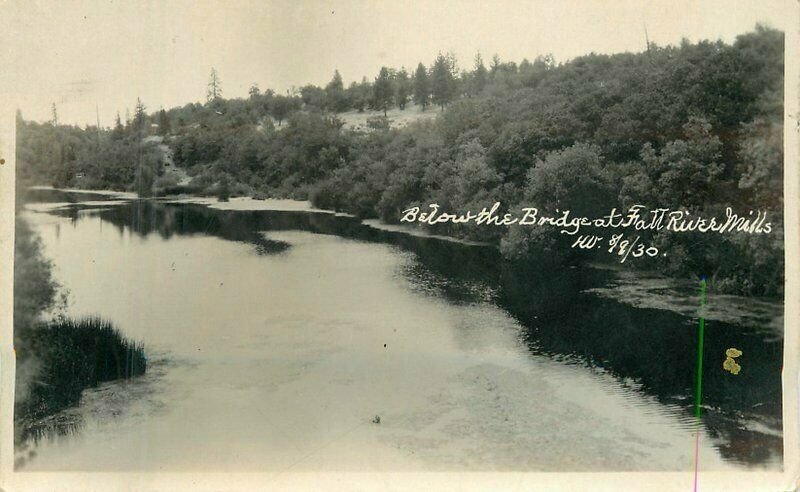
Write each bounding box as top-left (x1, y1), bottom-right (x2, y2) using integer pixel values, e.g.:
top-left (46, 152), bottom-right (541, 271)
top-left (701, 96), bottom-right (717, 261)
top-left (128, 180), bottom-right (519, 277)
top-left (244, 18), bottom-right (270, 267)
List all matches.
top-left (16, 316), bottom-right (146, 443)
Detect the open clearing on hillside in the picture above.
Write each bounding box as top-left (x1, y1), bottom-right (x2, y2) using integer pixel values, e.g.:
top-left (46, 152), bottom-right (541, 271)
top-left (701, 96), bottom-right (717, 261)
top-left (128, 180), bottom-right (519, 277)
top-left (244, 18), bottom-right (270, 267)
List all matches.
top-left (337, 103), bottom-right (440, 131)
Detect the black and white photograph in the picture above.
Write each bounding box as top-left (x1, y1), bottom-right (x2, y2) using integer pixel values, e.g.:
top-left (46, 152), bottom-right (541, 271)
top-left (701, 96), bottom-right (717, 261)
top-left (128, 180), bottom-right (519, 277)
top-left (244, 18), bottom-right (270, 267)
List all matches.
top-left (0, 1), bottom-right (798, 490)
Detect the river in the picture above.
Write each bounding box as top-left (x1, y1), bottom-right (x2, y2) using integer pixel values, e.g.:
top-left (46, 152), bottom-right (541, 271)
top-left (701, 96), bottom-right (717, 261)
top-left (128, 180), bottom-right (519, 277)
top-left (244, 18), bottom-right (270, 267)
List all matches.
top-left (16, 190), bottom-right (783, 471)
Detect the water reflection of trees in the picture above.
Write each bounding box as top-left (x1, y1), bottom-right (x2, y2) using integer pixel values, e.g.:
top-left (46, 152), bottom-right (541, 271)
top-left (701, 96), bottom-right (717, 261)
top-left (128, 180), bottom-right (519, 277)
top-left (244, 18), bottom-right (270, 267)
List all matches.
top-left (499, 262), bottom-right (781, 467)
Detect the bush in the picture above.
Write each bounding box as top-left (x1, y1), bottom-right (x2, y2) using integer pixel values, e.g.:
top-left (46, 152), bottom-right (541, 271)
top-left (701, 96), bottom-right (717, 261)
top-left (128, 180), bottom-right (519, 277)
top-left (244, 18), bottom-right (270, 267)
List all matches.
top-left (153, 173), bottom-right (180, 193)
top-left (216, 175), bottom-right (231, 202)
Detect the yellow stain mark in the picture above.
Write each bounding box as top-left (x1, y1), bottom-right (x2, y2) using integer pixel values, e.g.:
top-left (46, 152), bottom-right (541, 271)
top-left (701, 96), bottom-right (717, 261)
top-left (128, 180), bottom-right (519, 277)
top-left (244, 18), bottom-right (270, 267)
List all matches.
top-left (725, 348), bottom-right (742, 358)
top-left (723, 347), bottom-right (742, 375)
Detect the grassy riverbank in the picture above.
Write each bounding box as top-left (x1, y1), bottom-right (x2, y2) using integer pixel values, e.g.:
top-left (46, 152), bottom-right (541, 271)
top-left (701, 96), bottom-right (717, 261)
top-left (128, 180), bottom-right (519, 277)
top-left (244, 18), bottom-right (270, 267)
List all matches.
top-left (16, 318), bottom-right (146, 443)
top-left (14, 216), bottom-right (146, 455)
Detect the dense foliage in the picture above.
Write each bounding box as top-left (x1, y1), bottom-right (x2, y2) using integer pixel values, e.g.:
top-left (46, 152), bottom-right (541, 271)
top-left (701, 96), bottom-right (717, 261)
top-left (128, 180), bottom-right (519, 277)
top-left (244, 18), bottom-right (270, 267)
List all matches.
top-left (16, 114), bottom-right (164, 196)
top-left (13, 219), bottom-right (59, 354)
top-left (16, 26), bottom-right (784, 296)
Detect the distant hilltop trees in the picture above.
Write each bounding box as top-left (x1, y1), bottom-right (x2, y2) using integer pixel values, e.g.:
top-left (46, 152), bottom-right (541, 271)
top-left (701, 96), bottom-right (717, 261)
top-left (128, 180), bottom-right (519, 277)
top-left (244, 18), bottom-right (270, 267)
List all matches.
top-left (186, 51), bottom-right (523, 121)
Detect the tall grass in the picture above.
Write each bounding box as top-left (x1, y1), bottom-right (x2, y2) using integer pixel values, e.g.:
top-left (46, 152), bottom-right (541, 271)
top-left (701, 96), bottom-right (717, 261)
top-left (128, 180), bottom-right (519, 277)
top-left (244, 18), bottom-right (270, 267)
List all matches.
top-left (15, 316), bottom-right (146, 443)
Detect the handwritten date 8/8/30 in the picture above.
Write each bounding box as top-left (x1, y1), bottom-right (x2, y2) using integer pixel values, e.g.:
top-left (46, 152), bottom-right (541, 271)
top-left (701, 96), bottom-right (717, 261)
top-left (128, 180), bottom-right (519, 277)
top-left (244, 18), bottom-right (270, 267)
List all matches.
top-left (570, 233), bottom-right (659, 263)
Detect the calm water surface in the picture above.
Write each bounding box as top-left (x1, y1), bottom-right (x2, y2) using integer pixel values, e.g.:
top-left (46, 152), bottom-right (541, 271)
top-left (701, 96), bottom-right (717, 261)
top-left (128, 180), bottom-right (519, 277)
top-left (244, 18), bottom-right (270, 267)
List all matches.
top-left (17, 191), bottom-right (783, 471)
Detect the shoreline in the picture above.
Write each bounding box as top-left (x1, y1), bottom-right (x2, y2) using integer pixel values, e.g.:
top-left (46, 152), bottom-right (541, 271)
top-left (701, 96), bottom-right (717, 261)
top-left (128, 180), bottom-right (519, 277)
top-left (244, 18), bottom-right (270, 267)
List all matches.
top-left (23, 187), bottom-right (785, 322)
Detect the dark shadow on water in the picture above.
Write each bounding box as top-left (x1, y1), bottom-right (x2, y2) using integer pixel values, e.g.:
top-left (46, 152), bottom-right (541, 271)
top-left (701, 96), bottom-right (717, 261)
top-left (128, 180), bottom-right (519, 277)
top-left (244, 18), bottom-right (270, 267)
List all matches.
top-left (51, 199), bottom-right (292, 255)
top-left (500, 261), bottom-right (782, 467)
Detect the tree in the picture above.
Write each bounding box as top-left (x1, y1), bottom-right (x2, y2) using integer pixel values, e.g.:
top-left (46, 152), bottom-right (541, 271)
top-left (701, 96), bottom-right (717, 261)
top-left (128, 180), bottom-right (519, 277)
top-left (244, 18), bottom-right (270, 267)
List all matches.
top-left (110, 112), bottom-right (124, 140)
top-left (133, 98), bottom-right (147, 132)
top-left (207, 68), bottom-right (223, 102)
top-left (472, 53), bottom-right (488, 94)
top-left (325, 70), bottom-right (349, 112)
top-left (394, 67), bottom-right (412, 110)
top-left (431, 53), bottom-right (456, 111)
top-left (621, 117), bottom-right (725, 209)
top-left (737, 92), bottom-right (782, 207)
top-left (50, 103), bottom-right (59, 126)
top-left (299, 84), bottom-right (327, 108)
top-left (373, 66), bottom-right (394, 117)
top-left (270, 95), bottom-right (297, 126)
top-left (248, 83), bottom-right (261, 99)
top-left (651, 118), bottom-right (725, 208)
top-left (346, 77), bottom-right (372, 112)
top-left (533, 54), bottom-right (555, 71)
top-left (490, 54), bottom-right (501, 75)
top-left (157, 109), bottom-right (171, 136)
top-left (446, 51), bottom-right (459, 75)
top-left (413, 63), bottom-right (430, 110)
top-left (326, 70), bottom-right (344, 92)
top-left (501, 143), bottom-right (614, 262)
top-left (528, 143), bottom-right (613, 214)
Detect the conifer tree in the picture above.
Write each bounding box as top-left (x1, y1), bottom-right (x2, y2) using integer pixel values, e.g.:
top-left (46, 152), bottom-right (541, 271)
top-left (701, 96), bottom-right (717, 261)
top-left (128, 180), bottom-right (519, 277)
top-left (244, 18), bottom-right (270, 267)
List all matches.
top-left (207, 68), bottom-right (223, 102)
top-left (373, 66), bottom-right (394, 117)
top-left (394, 67), bottom-right (411, 110)
top-left (431, 53), bottom-right (455, 111)
top-left (413, 63), bottom-right (430, 110)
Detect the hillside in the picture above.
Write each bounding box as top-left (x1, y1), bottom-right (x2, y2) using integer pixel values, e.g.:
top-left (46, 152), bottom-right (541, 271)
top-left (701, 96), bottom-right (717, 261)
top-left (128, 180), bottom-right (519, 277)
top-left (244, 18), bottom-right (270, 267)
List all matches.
top-left (15, 25), bottom-right (785, 296)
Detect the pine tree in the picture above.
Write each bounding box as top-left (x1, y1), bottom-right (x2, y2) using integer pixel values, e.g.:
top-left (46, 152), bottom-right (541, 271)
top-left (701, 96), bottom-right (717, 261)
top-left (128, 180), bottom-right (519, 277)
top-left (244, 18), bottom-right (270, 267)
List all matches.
top-left (111, 112), bottom-right (124, 139)
top-left (157, 109), bottom-right (171, 136)
top-left (207, 68), bottom-right (223, 102)
top-left (326, 70), bottom-right (348, 112)
top-left (473, 52), bottom-right (488, 94)
top-left (50, 102), bottom-right (59, 126)
top-left (133, 98), bottom-right (147, 131)
top-left (446, 51), bottom-right (459, 75)
top-left (373, 66), bottom-right (393, 117)
top-left (413, 63), bottom-right (430, 110)
top-left (490, 54), bottom-right (501, 75)
top-left (394, 67), bottom-right (411, 110)
top-left (326, 69), bottom-right (344, 92)
top-left (431, 53), bottom-right (455, 111)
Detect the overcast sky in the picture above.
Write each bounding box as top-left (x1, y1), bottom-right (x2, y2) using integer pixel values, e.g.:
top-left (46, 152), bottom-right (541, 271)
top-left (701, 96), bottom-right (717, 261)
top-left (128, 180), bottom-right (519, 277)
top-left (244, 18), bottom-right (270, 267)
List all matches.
top-left (0, 0), bottom-right (789, 126)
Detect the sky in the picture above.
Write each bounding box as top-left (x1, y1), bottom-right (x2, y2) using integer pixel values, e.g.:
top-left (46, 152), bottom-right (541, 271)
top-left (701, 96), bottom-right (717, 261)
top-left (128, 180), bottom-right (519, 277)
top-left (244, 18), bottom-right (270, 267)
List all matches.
top-left (0, 0), bottom-right (790, 126)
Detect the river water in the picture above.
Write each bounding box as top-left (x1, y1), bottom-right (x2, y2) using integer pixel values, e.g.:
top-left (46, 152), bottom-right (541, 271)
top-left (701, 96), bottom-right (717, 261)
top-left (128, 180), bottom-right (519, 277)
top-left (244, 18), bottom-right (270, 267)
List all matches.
top-left (16, 190), bottom-right (783, 471)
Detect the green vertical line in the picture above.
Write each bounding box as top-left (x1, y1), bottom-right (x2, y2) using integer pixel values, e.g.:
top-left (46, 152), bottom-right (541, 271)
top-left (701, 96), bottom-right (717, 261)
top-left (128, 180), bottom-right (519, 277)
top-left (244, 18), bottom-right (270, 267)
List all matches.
top-left (695, 278), bottom-right (707, 420)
